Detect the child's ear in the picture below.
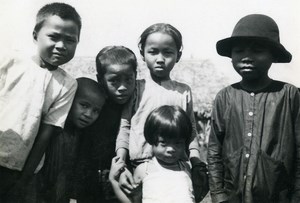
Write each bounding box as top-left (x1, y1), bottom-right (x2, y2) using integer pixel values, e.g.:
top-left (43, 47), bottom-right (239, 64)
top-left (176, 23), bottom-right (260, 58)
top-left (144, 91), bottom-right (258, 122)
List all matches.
top-left (33, 31), bottom-right (38, 42)
top-left (139, 45), bottom-right (145, 61)
top-left (176, 51), bottom-right (182, 62)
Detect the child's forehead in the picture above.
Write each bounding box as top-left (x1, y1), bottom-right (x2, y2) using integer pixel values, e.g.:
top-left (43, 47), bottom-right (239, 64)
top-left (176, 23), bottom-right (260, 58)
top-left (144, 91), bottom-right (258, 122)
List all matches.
top-left (41, 15), bottom-right (80, 32)
top-left (146, 32), bottom-right (176, 44)
top-left (76, 78), bottom-right (105, 97)
top-left (105, 63), bottom-right (135, 74)
top-left (76, 86), bottom-right (105, 101)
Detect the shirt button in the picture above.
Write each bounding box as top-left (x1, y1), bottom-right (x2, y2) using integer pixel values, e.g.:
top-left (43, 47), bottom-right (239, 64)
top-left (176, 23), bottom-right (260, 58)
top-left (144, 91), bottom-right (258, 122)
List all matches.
top-left (247, 133), bottom-right (252, 137)
top-left (250, 92), bottom-right (255, 96)
top-left (249, 112), bottom-right (253, 116)
top-left (245, 154), bottom-right (250, 158)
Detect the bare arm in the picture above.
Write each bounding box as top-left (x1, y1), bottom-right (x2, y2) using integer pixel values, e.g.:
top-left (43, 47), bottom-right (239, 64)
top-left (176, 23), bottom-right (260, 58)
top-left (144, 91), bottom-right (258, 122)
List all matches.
top-left (116, 148), bottom-right (128, 161)
top-left (109, 157), bottom-right (131, 203)
top-left (19, 123), bottom-right (60, 184)
top-left (131, 163), bottom-right (145, 203)
top-left (116, 95), bottom-right (134, 161)
top-left (185, 86), bottom-right (203, 163)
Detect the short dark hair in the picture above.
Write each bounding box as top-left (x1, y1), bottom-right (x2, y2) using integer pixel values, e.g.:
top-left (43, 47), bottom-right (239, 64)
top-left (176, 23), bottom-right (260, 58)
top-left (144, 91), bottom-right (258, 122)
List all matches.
top-left (144, 105), bottom-right (192, 148)
top-left (138, 23), bottom-right (183, 56)
top-left (76, 77), bottom-right (107, 99)
top-left (96, 46), bottom-right (137, 78)
top-left (34, 2), bottom-right (81, 37)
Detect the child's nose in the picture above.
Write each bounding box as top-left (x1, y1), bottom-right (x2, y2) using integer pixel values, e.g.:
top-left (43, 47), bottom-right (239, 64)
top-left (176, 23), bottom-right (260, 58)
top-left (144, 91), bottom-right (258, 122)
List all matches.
top-left (118, 83), bottom-right (127, 92)
top-left (55, 41), bottom-right (66, 50)
top-left (166, 146), bottom-right (176, 153)
top-left (156, 53), bottom-right (164, 63)
top-left (241, 56), bottom-right (253, 63)
top-left (84, 109), bottom-right (93, 117)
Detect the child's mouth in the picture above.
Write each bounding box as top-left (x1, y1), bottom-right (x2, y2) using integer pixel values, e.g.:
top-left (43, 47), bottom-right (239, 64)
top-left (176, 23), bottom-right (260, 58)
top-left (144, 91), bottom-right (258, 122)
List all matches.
top-left (239, 65), bottom-right (255, 71)
top-left (155, 66), bottom-right (165, 70)
top-left (116, 95), bottom-right (128, 101)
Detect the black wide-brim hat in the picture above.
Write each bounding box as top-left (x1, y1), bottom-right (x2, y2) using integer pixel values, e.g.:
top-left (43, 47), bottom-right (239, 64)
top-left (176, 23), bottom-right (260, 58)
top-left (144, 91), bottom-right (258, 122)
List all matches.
top-left (216, 14), bottom-right (292, 63)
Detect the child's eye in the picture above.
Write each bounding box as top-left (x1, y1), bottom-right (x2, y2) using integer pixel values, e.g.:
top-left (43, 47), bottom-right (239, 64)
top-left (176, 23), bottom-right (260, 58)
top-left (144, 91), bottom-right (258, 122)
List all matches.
top-left (66, 38), bottom-right (77, 44)
top-left (108, 78), bottom-right (118, 84)
top-left (49, 35), bottom-right (59, 41)
top-left (232, 47), bottom-right (244, 53)
top-left (93, 109), bottom-right (100, 115)
top-left (164, 50), bottom-right (175, 55)
top-left (80, 103), bottom-right (89, 109)
top-left (252, 46), bottom-right (268, 53)
top-left (125, 77), bottom-right (134, 83)
top-left (147, 50), bottom-right (157, 55)
top-left (175, 141), bottom-right (184, 146)
top-left (253, 49), bottom-right (264, 53)
top-left (159, 141), bottom-right (166, 146)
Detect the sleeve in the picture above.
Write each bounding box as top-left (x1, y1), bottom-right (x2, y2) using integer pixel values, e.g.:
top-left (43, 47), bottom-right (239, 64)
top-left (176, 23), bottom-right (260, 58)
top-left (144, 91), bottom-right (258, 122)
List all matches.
top-left (207, 91), bottom-right (229, 203)
top-left (186, 86), bottom-right (200, 152)
top-left (292, 87), bottom-right (300, 202)
top-left (115, 93), bottom-right (135, 151)
top-left (43, 75), bottom-right (77, 128)
top-left (0, 54), bottom-right (13, 91)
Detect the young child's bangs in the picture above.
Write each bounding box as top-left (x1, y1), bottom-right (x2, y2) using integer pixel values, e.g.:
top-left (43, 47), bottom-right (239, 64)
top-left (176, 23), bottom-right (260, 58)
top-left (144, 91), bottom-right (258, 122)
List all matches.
top-left (144, 106), bottom-right (192, 146)
top-left (155, 117), bottom-right (184, 141)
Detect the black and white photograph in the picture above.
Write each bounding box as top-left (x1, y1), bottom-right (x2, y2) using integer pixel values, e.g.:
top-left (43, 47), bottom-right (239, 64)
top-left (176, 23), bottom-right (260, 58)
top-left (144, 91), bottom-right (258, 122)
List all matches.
top-left (0, 0), bottom-right (299, 202)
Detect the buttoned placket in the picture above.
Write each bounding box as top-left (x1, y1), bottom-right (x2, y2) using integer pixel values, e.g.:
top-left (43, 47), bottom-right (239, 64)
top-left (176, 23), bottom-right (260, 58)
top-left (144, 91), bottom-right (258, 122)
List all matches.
top-left (243, 92), bottom-right (256, 202)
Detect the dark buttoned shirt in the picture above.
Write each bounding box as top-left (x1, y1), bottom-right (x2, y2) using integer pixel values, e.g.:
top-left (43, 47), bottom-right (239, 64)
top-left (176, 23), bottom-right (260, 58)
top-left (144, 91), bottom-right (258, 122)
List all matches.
top-left (208, 81), bottom-right (300, 203)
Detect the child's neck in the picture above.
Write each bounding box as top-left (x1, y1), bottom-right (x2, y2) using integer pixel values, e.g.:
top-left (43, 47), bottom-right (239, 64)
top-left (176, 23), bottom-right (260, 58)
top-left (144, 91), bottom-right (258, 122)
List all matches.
top-left (150, 74), bottom-right (171, 85)
top-left (156, 157), bottom-right (180, 171)
top-left (32, 55), bottom-right (58, 71)
top-left (240, 76), bottom-right (272, 92)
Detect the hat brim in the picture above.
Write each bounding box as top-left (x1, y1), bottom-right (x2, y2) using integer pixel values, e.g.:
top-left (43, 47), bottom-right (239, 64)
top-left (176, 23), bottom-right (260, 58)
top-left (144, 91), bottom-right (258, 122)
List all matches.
top-left (216, 36), bottom-right (292, 63)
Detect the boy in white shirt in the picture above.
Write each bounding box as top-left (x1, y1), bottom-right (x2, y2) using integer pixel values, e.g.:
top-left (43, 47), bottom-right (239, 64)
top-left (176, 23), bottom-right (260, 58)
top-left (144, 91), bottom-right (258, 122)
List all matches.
top-left (0, 2), bottom-right (81, 202)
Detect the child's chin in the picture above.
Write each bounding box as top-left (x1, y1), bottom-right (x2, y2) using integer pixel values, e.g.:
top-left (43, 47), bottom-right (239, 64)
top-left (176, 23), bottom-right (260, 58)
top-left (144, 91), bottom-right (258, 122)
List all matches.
top-left (114, 97), bottom-right (129, 105)
top-left (75, 122), bottom-right (90, 129)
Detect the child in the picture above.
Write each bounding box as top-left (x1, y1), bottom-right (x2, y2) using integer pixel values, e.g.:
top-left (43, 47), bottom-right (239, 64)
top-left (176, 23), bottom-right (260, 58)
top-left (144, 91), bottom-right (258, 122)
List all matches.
top-left (116, 23), bottom-right (208, 201)
top-left (111, 105), bottom-right (195, 203)
top-left (74, 46), bottom-right (137, 202)
top-left (41, 77), bottom-right (106, 202)
top-left (0, 2), bottom-right (80, 202)
top-left (207, 14), bottom-right (300, 203)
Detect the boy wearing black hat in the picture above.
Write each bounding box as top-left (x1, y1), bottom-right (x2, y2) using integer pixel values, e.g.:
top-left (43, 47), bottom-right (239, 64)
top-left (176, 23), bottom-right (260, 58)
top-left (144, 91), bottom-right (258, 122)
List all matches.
top-left (207, 14), bottom-right (300, 203)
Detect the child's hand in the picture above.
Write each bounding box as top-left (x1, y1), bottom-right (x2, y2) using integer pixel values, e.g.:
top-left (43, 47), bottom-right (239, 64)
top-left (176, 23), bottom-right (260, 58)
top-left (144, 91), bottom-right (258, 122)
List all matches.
top-left (119, 168), bottom-right (137, 196)
top-left (109, 156), bottom-right (126, 182)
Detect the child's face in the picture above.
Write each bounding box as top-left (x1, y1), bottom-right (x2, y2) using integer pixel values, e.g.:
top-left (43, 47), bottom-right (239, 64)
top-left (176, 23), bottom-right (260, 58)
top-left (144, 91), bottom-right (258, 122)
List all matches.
top-left (143, 32), bottom-right (179, 82)
top-left (69, 90), bottom-right (105, 129)
top-left (33, 15), bottom-right (79, 69)
top-left (101, 64), bottom-right (135, 104)
top-left (152, 136), bottom-right (186, 165)
top-left (231, 40), bottom-right (273, 81)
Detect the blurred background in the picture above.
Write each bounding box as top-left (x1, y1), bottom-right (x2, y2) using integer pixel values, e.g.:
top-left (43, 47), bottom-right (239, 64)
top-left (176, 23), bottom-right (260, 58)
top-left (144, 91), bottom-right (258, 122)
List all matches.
top-left (1, 1), bottom-right (299, 201)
